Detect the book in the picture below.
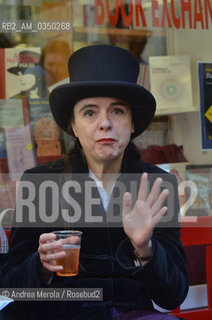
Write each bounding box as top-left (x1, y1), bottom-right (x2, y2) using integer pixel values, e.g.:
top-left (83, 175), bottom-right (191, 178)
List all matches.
top-left (137, 63), bottom-right (150, 91)
top-left (0, 129), bottom-right (6, 159)
top-left (0, 99), bottom-right (25, 129)
top-left (0, 181), bottom-right (16, 211)
top-left (198, 62), bottom-right (212, 150)
top-left (28, 98), bottom-right (65, 158)
top-left (0, 129), bottom-right (8, 175)
top-left (5, 125), bottom-right (36, 181)
top-left (149, 55), bottom-right (193, 111)
top-left (0, 158), bottom-right (8, 174)
top-left (185, 164), bottom-right (212, 217)
top-left (0, 47), bottom-right (47, 100)
top-left (0, 98), bottom-right (29, 177)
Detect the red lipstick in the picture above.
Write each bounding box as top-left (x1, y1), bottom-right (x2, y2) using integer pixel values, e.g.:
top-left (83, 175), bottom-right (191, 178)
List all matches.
top-left (97, 138), bottom-right (116, 143)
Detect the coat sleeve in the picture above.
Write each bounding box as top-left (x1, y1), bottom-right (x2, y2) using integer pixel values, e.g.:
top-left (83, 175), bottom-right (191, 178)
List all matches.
top-left (116, 172), bottom-right (189, 310)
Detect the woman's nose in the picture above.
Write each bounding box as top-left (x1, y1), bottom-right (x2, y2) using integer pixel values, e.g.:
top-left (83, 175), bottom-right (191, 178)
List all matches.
top-left (99, 113), bottom-right (112, 131)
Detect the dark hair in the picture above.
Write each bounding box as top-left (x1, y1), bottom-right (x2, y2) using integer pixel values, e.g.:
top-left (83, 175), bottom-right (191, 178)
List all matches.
top-left (64, 105), bottom-right (75, 136)
top-left (63, 139), bottom-right (82, 173)
top-left (63, 109), bottom-right (79, 173)
top-left (63, 139), bottom-right (141, 173)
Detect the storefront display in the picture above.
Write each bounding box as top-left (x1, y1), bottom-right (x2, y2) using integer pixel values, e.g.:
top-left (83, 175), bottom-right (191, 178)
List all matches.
top-left (0, 2), bottom-right (212, 319)
top-left (0, 0), bottom-right (211, 218)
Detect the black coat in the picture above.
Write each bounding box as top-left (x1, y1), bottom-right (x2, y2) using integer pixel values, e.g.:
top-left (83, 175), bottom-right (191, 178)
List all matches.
top-left (0, 145), bottom-right (188, 319)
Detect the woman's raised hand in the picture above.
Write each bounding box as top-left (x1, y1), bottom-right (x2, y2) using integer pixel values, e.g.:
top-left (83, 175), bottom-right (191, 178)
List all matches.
top-left (122, 173), bottom-right (169, 254)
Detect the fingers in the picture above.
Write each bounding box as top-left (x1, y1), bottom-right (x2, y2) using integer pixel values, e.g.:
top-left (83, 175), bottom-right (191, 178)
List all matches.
top-left (137, 172), bottom-right (148, 201)
top-left (122, 192), bottom-right (132, 216)
top-left (138, 174), bottom-right (168, 209)
top-left (41, 262), bottom-right (63, 273)
top-left (39, 232), bottom-right (56, 244)
top-left (40, 251), bottom-right (65, 273)
top-left (151, 188), bottom-right (169, 217)
top-left (38, 233), bottom-right (65, 273)
top-left (146, 177), bottom-right (164, 207)
top-left (152, 205), bottom-right (168, 226)
top-left (123, 174), bottom-right (170, 227)
top-left (137, 174), bottom-right (170, 222)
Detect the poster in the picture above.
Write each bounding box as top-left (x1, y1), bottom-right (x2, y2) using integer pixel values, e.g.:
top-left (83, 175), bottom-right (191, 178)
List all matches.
top-left (149, 55), bottom-right (193, 112)
top-left (198, 62), bottom-right (212, 150)
top-left (0, 47), bottom-right (45, 100)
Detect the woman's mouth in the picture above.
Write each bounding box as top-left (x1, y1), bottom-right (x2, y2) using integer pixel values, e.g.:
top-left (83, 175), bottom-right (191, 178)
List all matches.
top-left (97, 138), bottom-right (116, 144)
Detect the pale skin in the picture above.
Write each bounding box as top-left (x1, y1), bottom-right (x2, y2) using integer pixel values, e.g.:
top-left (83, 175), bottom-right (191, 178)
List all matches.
top-left (38, 97), bottom-right (169, 273)
top-left (17, 71), bottom-right (36, 92)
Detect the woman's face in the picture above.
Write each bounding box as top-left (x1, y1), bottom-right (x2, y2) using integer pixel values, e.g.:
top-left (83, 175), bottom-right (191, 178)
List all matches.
top-left (72, 97), bottom-right (134, 165)
top-left (17, 71), bottom-right (36, 91)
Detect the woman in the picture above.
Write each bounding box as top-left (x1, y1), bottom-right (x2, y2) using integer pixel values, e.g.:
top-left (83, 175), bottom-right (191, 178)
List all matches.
top-left (1, 45), bottom-right (188, 319)
top-left (18, 65), bottom-right (47, 99)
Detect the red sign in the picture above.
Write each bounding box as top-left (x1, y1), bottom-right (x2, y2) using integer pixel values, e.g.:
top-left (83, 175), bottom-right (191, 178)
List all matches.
top-left (94, 0), bottom-right (212, 30)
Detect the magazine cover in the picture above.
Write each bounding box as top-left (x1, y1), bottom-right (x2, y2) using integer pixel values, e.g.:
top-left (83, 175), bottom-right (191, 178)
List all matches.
top-left (28, 98), bottom-right (65, 158)
top-left (149, 55), bottom-right (193, 111)
top-left (5, 125), bottom-right (36, 181)
top-left (0, 47), bottom-right (47, 100)
top-left (0, 181), bottom-right (16, 211)
top-left (0, 99), bottom-right (25, 129)
top-left (198, 62), bottom-right (212, 150)
top-left (185, 165), bottom-right (212, 216)
top-left (0, 98), bottom-right (29, 174)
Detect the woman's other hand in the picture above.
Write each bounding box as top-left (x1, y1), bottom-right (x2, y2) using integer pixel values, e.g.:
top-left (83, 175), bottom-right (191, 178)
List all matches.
top-left (38, 232), bottom-right (65, 273)
top-left (122, 172), bottom-right (169, 258)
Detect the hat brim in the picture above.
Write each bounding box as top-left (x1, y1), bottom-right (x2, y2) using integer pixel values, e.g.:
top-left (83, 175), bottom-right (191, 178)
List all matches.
top-left (49, 81), bottom-right (156, 139)
top-left (7, 67), bottom-right (22, 74)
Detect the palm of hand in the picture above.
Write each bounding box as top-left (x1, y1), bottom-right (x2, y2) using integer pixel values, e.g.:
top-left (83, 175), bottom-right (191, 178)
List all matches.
top-left (122, 173), bottom-right (169, 250)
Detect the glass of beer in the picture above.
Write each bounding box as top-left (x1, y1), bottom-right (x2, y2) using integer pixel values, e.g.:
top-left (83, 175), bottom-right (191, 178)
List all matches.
top-left (53, 230), bottom-right (82, 277)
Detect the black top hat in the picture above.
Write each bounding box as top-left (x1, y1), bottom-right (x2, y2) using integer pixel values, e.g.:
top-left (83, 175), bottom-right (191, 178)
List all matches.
top-left (7, 51), bottom-right (40, 75)
top-left (49, 45), bottom-right (156, 138)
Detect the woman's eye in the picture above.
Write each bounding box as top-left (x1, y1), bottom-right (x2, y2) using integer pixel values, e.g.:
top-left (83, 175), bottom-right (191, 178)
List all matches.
top-left (84, 109), bottom-right (94, 117)
top-left (113, 108), bottom-right (124, 115)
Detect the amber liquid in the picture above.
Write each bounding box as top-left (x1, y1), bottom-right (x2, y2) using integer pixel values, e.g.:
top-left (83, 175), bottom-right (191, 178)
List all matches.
top-left (56, 245), bottom-right (80, 276)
